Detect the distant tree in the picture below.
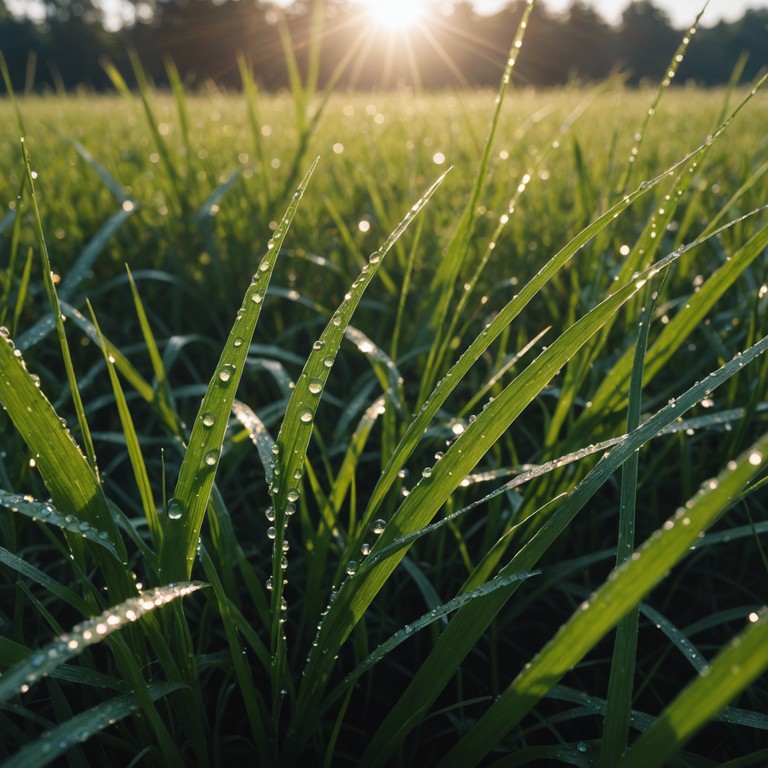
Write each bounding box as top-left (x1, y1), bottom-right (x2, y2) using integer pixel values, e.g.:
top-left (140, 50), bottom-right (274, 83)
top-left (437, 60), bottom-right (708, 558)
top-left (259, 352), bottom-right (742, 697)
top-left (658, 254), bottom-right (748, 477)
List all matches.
top-left (618, 0), bottom-right (678, 84)
top-left (561, 1), bottom-right (616, 81)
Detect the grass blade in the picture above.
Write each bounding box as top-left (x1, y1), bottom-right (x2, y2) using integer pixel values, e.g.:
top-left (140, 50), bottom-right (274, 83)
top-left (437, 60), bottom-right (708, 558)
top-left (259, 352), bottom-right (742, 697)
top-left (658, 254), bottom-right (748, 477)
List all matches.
top-left (158, 159), bottom-right (318, 582)
top-left (0, 583), bottom-right (204, 703)
top-left (1, 683), bottom-right (185, 768)
top-left (437, 435), bottom-right (768, 768)
top-left (619, 610), bottom-right (768, 768)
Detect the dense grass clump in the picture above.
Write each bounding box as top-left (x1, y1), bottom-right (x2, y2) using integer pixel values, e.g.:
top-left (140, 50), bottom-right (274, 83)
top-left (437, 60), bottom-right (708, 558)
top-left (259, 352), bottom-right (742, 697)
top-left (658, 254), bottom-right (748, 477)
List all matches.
top-left (0, 16), bottom-right (767, 766)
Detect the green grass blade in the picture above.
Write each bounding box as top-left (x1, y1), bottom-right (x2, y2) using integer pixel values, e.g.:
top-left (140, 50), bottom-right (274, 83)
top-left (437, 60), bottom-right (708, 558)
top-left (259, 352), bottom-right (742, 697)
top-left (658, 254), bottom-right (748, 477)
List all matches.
top-left (363, 330), bottom-right (768, 765)
top-left (0, 583), bottom-right (203, 704)
top-left (158, 159), bottom-right (318, 583)
top-left (326, 571), bottom-right (539, 710)
top-left (0, 328), bottom-right (125, 560)
top-left (299, 239), bottom-right (690, 751)
top-left (21, 139), bottom-right (98, 474)
top-left (422, 0), bottom-right (535, 398)
top-left (87, 300), bottom-right (162, 554)
top-left (618, 610), bottom-right (768, 768)
top-left (437, 433), bottom-right (768, 768)
top-left (1, 682), bottom-right (185, 768)
top-left (600, 287), bottom-right (656, 765)
top-left (0, 490), bottom-right (121, 562)
top-left (270, 169), bottom-right (448, 720)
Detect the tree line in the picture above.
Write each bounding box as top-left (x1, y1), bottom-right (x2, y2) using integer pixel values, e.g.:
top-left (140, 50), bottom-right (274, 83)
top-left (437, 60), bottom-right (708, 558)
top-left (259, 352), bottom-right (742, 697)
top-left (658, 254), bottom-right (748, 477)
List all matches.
top-left (1, 0), bottom-right (766, 92)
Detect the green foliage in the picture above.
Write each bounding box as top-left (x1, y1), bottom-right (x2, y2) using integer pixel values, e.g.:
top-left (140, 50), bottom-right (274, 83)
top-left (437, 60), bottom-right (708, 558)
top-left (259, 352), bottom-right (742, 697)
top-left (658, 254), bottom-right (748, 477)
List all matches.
top-left (1, 22), bottom-right (767, 768)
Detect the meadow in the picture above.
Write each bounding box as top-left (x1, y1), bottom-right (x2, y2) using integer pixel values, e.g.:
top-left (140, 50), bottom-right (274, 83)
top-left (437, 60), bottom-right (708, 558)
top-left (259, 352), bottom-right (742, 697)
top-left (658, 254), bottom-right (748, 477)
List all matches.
top-left (1, 27), bottom-right (768, 767)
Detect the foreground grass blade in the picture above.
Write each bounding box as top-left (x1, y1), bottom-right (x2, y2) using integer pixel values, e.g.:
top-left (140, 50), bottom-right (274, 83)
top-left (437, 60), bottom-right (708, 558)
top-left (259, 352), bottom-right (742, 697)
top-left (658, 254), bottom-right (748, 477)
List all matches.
top-left (20, 139), bottom-right (98, 474)
top-left (437, 432), bottom-right (768, 768)
top-left (619, 609), bottom-right (768, 767)
top-left (363, 331), bottom-right (768, 765)
top-left (2, 682), bottom-right (185, 768)
top-left (296, 234), bottom-right (690, 749)
top-left (159, 159), bottom-right (318, 582)
top-left (0, 583), bottom-right (204, 703)
top-left (270, 169), bottom-right (449, 725)
top-left (0, 490), bottom-right (121, 562)
top-left (0, 328), bottom-right (126, 563)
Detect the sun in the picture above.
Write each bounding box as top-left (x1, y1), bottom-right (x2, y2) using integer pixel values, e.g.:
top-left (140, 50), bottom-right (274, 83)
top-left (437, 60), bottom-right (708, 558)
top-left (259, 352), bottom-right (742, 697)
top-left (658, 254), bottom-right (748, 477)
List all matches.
top-left (360, 0), bottom-right (424, 30)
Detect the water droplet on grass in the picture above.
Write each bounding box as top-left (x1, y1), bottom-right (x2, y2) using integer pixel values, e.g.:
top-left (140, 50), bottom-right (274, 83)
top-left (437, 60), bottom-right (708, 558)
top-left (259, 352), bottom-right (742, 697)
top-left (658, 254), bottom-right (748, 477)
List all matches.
top-left (372, 519), bottom-right (386, 534)
top-left (300, 409), bottom-right (313, 423)
top-left (345, 561), bottom-right (358, 576)
top-left (204, 450), bottom-right (219, 467)
top-left (308, 379), bottom-right (323, 395)
top-left (167, 498), bottom-right (183, 520)
top-left (219, 365), bottom-right (235, 383)
top-left (201, 412), bottom-right (215, 428)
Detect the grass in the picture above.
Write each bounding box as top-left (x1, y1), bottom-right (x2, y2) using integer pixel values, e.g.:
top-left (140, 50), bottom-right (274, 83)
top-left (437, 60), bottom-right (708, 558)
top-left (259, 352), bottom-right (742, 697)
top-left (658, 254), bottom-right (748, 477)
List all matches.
top-left (0, 12), bottom-right (767, 766)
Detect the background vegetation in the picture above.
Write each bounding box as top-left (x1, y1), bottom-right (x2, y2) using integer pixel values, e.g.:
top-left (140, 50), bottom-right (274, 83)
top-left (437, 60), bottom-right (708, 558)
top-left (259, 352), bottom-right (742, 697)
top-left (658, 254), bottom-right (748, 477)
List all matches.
top-left (1, 0), bottom-right (767, 92)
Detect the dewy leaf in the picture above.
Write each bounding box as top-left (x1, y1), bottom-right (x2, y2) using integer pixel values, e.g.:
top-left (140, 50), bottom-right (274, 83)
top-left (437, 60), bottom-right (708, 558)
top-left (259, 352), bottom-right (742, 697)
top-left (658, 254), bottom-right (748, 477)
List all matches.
top-left (1, 682), bottom-right (186, 768)
top-left (0, 583), bottom-right (204, 704)
top-left (0, 490), bottom-right (121, 561)
top-left (438, 432), bottom-right (768, 768)
top-left (158, 159), bottom-right (318, 582)
top-left (0, 328), bottom-right (125, 559)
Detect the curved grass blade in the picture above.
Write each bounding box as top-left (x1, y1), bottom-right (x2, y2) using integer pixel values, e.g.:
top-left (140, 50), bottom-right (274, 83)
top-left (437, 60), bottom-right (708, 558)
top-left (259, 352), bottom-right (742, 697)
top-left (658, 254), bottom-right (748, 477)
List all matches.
top-left (437, 433), bottom-right (768, 768)
top-left (618, 610), bottom-right (768, 768)
top-left (20, 139), bottom-right (98, 474)
top-left (232, 401), bottom-right (277, 483)
top-left (0, 583), bottom-right (204, 704)
top-left (1, 682), bottom-right (185, 768)
top-left (0, 328), bottom-right (125, 561)
top-left (326, 571), bottom-right (539, 710)
top-left (0, 546), bottom-right (90, 616)
top-left (87, 300), bottom-right (162, 553)
top-left (158, 159), bottom-right (318, 583)
top-left (362, 332), bottom-right (768, 765)
top-left (268, 169), bottom-right (449, 718)
top-left (296, 234), bottom-right (691, 749)
top-left (0, 491), bottom-right (120, 562)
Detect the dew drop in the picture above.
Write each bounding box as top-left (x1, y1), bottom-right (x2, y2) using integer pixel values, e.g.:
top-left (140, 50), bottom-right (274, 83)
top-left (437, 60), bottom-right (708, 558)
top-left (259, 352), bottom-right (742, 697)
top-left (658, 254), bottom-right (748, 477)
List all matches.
top-left (251, 291), bottom-right (263, 304)
top-left (285, 503), bottom-right (296, 516)
top-left (267, 526), bottom-right (276, 540)
top-left (361, 543), bottom-right (371, 556)
top-left (233, 337), bottom-right (245, 348)
top-left (287, 489), bottom-right (300, 503)
top-left (204, 450), bottom-right (219, 467)
top-left (323, 356), bottom-right (334, 368)
top-left (167, 498), bottom-right (184, 520)
top-left (372, 519), bottom-right (386, 534)
top-left (345, 561), bottom-right (358, 576)
top-left (422, 467), bottom-right (433, 478)
top-left (219, 364), bottom-right (235, 383)
top-left (308, 379), bottom-right (323, 395)
top-left (300, 408), bottom-right (314, 424)
top-left (201, 412), bottom-right (215, 428)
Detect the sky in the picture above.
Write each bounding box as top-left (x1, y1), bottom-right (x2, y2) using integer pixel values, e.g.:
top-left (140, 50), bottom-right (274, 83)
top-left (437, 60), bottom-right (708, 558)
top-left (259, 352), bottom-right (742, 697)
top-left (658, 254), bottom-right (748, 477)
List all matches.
top-left (268, 0), bottom-right (768, 30)
top-left (471, 0), bottom-right (767, 27)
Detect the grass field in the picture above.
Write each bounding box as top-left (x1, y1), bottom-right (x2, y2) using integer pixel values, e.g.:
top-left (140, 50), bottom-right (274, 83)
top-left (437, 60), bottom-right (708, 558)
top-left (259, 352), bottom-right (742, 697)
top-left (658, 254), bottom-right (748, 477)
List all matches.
top-left (1, 38), bottom-right (768, 768)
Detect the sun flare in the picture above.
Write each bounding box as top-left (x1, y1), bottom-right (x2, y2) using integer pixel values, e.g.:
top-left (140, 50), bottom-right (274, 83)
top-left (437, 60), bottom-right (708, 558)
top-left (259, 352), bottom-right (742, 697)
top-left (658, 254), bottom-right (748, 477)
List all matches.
top-left (361, 0), bottom-right (424, 30)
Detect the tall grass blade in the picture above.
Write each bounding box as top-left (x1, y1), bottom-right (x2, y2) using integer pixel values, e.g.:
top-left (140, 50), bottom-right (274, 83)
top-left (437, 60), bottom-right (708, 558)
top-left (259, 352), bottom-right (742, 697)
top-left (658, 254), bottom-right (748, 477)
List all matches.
top-left (1, 683), bottom-right (185, 768)
top-left (158, 159), bottom-right (318, 583)
top-left (20, 140), bottom-right (98, 474)
top-left (0, 583), bottom-right (203, 703)
top-left (364, 329), bottom-right (768, 765)
top-left (438, 430), bottom-right (768, 767)
top-left (619, 611), bottom-right (768, 768)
